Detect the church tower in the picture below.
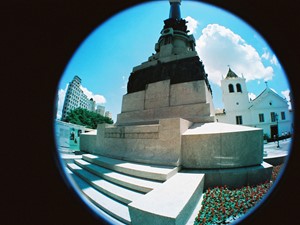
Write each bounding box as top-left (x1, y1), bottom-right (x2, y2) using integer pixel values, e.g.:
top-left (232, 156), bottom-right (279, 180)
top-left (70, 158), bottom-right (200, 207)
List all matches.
top-left (221, 68), bottom-right (250, 112)
top-left (220, 68), bottom-right (250, 125)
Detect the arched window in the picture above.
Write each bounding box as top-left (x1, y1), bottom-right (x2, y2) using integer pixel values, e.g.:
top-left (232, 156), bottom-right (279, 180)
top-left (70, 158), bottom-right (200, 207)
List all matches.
top-left (236, 83), bottom-right (242, 92)
top-left (228, 84), bottom-right (234, 93)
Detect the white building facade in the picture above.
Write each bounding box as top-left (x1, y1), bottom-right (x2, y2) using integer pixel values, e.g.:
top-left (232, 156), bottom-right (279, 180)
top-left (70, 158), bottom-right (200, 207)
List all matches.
top-left (216, 68), bottom-right (293, 139)
top-left (61, 75), bottom-right (96, 120)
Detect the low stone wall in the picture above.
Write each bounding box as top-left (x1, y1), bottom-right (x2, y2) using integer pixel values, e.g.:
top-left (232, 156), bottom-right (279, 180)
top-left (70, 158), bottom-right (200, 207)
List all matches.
top-left (87, 118), bottom-right (192, 166)
top-left (182, 122), bottom-right (263, 169)
top-left (80, 120), bottom-right (264, 169)
top-left (79, 130), bottom-right (97, 153)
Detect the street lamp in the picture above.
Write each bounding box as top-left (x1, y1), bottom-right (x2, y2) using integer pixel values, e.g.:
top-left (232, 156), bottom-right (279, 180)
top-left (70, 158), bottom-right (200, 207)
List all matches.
top-left (275, 113), bottom-right (280, 148)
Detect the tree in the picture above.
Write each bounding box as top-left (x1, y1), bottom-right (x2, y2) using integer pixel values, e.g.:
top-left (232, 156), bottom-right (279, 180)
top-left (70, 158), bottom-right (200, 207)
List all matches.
top-left (64, 108), bottom-right (113, 129)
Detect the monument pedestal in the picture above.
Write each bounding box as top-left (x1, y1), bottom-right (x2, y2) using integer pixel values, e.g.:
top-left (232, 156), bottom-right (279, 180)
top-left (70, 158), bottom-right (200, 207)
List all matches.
top-left (117, 79), bottom-right (214, 126)
top-left (73, 2), bottom-right (274, 224)
top-left (81, 79), bottom-right (267, 171)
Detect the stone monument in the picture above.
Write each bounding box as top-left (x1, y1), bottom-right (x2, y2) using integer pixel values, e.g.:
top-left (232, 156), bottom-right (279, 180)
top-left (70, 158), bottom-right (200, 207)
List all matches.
top-left (80, 0), bottom-right (271, 186)
top-left (75, 1), bottom-right (273, 224)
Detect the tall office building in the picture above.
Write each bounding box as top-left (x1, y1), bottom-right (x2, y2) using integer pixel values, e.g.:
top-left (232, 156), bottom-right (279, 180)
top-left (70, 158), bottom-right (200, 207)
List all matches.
top-left (96, 105), bottom-right (105, 116)
top-left (61, 75), bottom-right (96, 120)
top-left (104, 111), bottom-right (112, 119)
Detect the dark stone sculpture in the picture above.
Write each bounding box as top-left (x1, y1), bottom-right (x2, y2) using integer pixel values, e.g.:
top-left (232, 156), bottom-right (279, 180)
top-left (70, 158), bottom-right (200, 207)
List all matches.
top-left (127, 56), bottom-right (212, 95)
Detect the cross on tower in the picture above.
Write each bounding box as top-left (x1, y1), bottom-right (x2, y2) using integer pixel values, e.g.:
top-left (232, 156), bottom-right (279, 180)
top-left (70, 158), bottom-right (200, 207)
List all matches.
top-left (265, 81), bottom-right (268, 88)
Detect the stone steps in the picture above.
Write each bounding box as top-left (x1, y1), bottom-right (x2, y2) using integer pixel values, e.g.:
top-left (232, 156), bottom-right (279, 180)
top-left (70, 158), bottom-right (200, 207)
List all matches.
top-left (67, 168), bottom-right (131, 225)
top-left (74, 159), bottom-right (162, 193)
top-left (82, 153), bottom-right (179, 181)
top-left (67, 163), bottom-right (144, 204)
top-left (129, 172), bottom-right (205, 225)
top-left (66, 153), bottom-right (205, 225)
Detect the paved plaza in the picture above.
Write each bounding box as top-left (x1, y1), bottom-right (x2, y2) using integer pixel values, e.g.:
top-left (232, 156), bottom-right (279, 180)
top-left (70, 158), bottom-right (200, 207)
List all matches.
top-left (263, 138), bottom-right (291, 159)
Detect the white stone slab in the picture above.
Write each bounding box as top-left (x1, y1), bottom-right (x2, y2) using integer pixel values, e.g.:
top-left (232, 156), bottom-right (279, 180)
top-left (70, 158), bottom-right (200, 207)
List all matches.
top-left (182, 122), bottom-right (264, 169)
top-left (183, 122), bottom-right (260, 135)
top-left (74, 159), bottom-right (162, 193)
top-left (82, 154), bottom-right (178, 181)
top-left (128, 172), bottom-right (205, 225)
top-left (68, 163), bottom-right (144, 204)
top-left (69, 169), bottom-right (131, 224)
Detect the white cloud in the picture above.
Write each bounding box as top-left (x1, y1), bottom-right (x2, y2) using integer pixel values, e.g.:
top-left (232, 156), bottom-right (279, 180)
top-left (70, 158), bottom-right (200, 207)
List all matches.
top-left (281, 89), bottom-right (291, 109)
top-left (56, 84), bottom-right (68, 119)
top-left (196, 24), bottom-right (274, 86)
top-left (262, 48), bottom-right (279, 67)
top-left (121, 75), bottom-right (127, 90)
top-left (270, 55), bottom-right (279, 66)
top-left (261, 48), bottom-right (270, 60)
top-left (80, 85), bottom-right (106, 105)
top-left (248, 92), bottom-right (257, 101)
top-left (185, 16), bottom-right (198, 34)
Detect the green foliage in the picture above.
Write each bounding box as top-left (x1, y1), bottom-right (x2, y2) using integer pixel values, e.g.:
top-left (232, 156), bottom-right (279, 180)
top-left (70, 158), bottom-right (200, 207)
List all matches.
top-left (64, 108), bottom-right (113, 129)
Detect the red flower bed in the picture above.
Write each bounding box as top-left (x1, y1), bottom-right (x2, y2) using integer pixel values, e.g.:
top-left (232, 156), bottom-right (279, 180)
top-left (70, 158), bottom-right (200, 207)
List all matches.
top-left (271, 164), bottom-right (283, 182)
top-left (194, 164), bottom-right (283, 225)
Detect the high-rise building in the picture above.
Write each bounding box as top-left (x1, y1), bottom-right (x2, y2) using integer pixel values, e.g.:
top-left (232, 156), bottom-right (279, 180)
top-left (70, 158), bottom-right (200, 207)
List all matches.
top-left (105, 111), bottom-right (112, 119)
top-left (96, 105), bottom-right (105, 116)
top-left (61, 75), bottom-right (96, 120)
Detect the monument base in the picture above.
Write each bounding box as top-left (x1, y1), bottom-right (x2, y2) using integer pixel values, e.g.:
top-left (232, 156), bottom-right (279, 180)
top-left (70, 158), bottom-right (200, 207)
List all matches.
top-left (117, 79), bottom-right (215, 125)
top-left (80, 118), bottom-right (264, 169)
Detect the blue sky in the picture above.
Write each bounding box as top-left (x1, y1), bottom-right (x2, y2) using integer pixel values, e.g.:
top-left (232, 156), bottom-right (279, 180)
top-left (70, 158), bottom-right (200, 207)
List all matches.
top-left (56, 0), bottom-right (291, 122)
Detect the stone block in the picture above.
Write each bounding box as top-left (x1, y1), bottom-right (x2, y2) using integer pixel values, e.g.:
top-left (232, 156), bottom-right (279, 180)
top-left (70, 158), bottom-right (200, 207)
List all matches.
top-left (145, 80), bottom-right (170, 109)
top-left (247, 162), bottom-right (273, 185)
top-left (182, 133), bottom-right (221, 168)
top-left (82, 118), bottom-right (193, 166)
top-left (182, 122), bottom-right (264, 169)
top-left (117, 102), bottom-right (212, 125)
top-left (79, 130), bottom-right (97, 152)
top-left (92, 118), bottom-right (187, 166)
top-left (124, 124), bottom-right (159, 133)
top-left (170, 80), bottom-right (207, 106)
top-left (128, 172), bottom-right (205, 225)
top-left (117, 79), bottom-right (215, 125)
top-left (196, 162), bottom-right (272, 189)
top-left (121, 91), bottom-right (145, 112)
top-left (219, 167), bottom-right (249, 188)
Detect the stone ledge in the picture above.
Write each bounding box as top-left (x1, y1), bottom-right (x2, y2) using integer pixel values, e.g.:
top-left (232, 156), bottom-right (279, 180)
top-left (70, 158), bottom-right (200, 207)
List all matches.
top-left (74, 159), bottom-right (162, 193)
top-left (117, 102), bottom-right (211, 125)
top-left (82, 154), bottom-right (179, 181)
top-left (128, 172), bottom-right (205, 225)
top-left (182, 122), bottom-right (263, 169)
top-left (184, 162), bottom-right (273, 190)
top-left (104, 124), bottom-right (160, 139)
top-left (67, 168), bottom-right (131, 224)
